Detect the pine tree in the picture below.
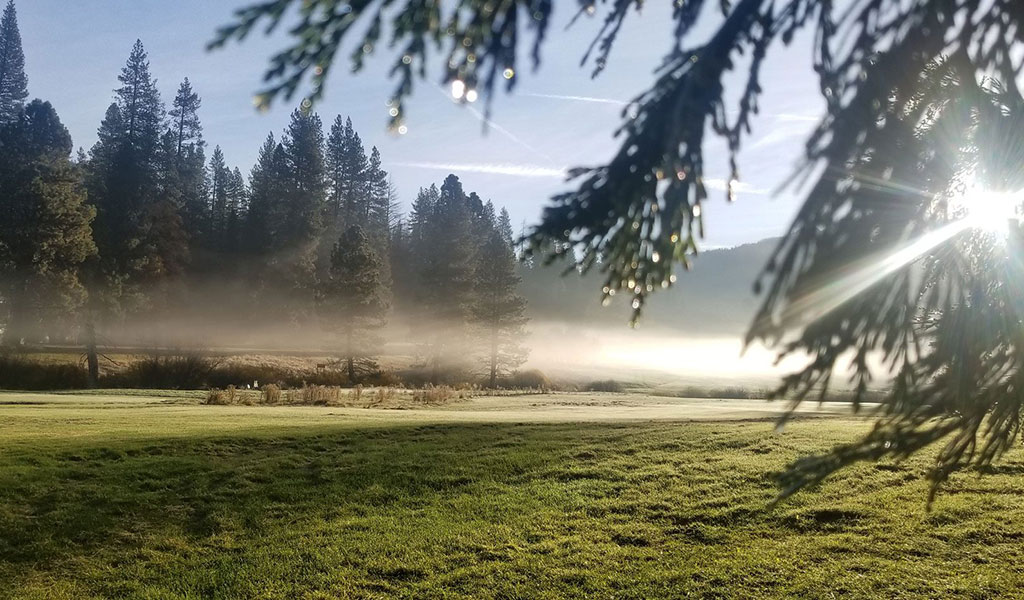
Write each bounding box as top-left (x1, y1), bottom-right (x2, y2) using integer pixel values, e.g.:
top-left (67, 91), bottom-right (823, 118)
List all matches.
top-left (472, 205), bottom-right (528, 387)
top-left (225, 166), bottom-right (247, 252)
top-left (319, 224), bottom-right (388, 382)
top-left (325, 115), bottom-right (347, 226)
top-left (366, 146), bottom-right (390, 236)
top-left (274, 108), bottom-right (325, 319)
top-left (144, 129), bottom-right (188, 280)
top-left (168, 78), bottom-right (207, 236)
top-left (0, 100), bottom-right (96, 346)
top-left (87, 40), bottom-right (171, 291)
top-left (245, 132), bottom-right (279, 254)
top-left (0, 0), bottom-right (27, 124)
top-left (410, 175), bottom-right (479, 382)
top-left (207, 145), bottom-right (229, 243)
top-left (323, 115), bottom-right (369, 271)
top-left (117, 40), bottom-right (163, 155)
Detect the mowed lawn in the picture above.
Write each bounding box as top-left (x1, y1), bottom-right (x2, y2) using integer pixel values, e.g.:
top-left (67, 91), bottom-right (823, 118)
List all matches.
top-left (2, 393), bottom-right (1024, 598)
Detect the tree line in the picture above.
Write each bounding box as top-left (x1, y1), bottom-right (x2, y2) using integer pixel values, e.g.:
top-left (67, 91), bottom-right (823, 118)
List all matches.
top-left (0, 1), bottom-right (527, 387)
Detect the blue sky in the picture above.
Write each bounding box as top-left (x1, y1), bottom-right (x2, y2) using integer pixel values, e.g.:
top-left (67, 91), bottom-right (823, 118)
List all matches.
top-left (16, 1), bottom-right (823, 248)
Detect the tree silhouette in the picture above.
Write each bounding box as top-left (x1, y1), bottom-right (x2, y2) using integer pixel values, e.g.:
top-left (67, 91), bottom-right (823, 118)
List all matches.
top-left (212, 0), bottom-right (1024, 499)
top-left (0, 101), bottom-right (95, 346)
top-left (0, 0), bottom-right (27, 124)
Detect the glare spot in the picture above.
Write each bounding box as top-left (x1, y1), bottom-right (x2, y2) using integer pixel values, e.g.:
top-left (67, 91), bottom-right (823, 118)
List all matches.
top-left (451, 79), bottom-right (466, 100)
top-left (465, 89), bottom-right (479, 103)
top-left (503, 68), bottom-right (515, 80)
top-left (955, 184), bottom-right (1023, 237)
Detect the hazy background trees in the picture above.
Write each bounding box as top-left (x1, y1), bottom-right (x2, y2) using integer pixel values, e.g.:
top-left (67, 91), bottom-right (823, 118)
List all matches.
top-left (0, 1), bottom-right (530, 386)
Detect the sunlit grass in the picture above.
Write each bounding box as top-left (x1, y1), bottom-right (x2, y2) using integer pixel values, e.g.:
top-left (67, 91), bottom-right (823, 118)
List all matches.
top-left (2, 395), bottom-right (1024, 598)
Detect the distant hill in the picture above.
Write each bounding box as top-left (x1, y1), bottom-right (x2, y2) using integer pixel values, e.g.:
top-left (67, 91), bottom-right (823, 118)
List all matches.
top-left (519, 238), bottom-right (778, 335)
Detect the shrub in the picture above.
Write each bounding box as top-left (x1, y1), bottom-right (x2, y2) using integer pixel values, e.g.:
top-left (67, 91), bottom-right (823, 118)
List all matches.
top-left (504, 369), bottom-right (551, 390)
top-left (0, 354), bottom-right (88, 390)
top-left (301, 384), bottom-right (340, 405)
top-left (115, 353), bottom-right (216, 389)
top-left (261, 383), bottom-right (282, 404)
top-left (585, 379), bottom-right (625, 393)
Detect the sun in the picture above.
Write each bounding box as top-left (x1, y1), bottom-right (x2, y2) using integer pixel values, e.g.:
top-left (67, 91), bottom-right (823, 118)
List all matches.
top-left (957, 187), bottom-right (1023, 237)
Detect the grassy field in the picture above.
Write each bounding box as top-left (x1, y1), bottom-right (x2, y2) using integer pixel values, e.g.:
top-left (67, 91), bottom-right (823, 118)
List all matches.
top-left (2, 392), bottom-right (1024, 598)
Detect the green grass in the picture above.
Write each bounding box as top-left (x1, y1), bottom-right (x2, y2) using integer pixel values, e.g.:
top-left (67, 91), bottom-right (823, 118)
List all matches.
top-left (2, 395), bottom-right (1024, 598)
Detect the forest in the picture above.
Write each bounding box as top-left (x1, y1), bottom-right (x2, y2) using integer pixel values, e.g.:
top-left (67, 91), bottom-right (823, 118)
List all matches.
top-left (0, 22), bottom-right (527, 387)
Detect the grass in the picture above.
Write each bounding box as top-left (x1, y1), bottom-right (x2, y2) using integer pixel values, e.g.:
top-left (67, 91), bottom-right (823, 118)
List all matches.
top-left (2, 394), bottom-right (1024, 598)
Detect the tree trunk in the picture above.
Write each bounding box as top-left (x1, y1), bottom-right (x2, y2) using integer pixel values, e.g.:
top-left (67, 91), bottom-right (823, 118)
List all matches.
top-left (81, 262), bottom-right (101, 389)
top-left (84, 307), bottom-right (99, 389)
top-left (346, 328), bottom-right (355, 383)
top-left (1, 279), bottom-right (28, 348)
top-left (489, 330), bottom-right (498, 389)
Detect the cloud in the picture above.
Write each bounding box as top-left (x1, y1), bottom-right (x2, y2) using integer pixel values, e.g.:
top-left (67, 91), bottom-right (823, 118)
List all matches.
top-left (388, 161), bottom-right (568, 178)
top-left (521, 92), bottom-right (629, 106)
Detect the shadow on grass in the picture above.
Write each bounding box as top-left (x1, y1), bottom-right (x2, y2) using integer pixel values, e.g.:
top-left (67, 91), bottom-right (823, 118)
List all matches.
top-left (0, 422), bottom-right (669, 565)
top-left (1, 418), bottom-right (923, 598)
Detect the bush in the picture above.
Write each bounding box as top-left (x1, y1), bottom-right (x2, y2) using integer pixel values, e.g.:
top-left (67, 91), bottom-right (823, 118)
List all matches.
top-left (585, 379), bottom-right (625, 393)
top-left (502, 369), bottom-right (552, 390)
top-left (411, 385), bottom-right (472, 405)
top-left (0, 354), bottom-right (88, 390)
top-left (113, 354), bottom-right (217, 389)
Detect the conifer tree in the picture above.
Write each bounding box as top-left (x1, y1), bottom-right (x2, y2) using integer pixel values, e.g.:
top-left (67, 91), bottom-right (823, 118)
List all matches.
top-left (0, 0), bottom-right (27, 124)
top-left (319, 224), bottom-right (388, 382)
top-left (225, 166), bottom-right (247, 252)
top-left (324, 115), bottom-right (347, 227)
top-left (117, 41), bottom-right (163, 160)
top-left (365, 147), bottom-right (394, 237)
top-left (245, 133), bottom-right (279, 254)
top-left (168, 78), bottom-right (207, 236)
top-left (207, 145), bottom-right (229, 243)
top-left (473, 206), bottom-right (528, 388)
top-left (145, 130), bottom-right (188, 280)
top-left (87, 40), bottom-right (172, 292)
top-left (275, 108), bottom-right (325, 319)
top-left (0, 100), bottom-right (96, 346)
top-left (411, 175), bottom-right (478, 381)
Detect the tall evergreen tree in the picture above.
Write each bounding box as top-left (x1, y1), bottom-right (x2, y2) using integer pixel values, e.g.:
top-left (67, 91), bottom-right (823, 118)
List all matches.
top-left (145, 129), bottom-right (188, 280)
top-left (365, 146), bottom-right (390, 236)
top-left (0, 0), bottom-right (27, 124)
top-left (207, 145), bottom-right (229, 243)
top-left (117, 40), bottom-right (164, 154)
top-left (319, 224), bottom-right (388, 382)
top-left (87, 40), bottom-right (170, 290)
top-left (245, 132), bottom-right (279, 254)
top-left (272, 108), bottom-right (325, 319)
top-left (410, 175), bottom-right (478, 381)
top-left (225, 166), bottom-right (247, 252)
top-left (472, 204), bottom-right (528, 387)
top-left (168, 78), bottom-right (207, 236)
top-left (0, 101), bottom-right (96, 346)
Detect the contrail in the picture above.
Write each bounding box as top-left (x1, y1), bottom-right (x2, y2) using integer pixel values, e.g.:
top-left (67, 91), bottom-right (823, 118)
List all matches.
top-left (431, 83), bottom-right (553, 161)
top-left (389, 161), bottom-right (568, 178)
top-left (521, 92), bottom-right (629, 106)
top-left (465, 104), bottom-right (555, 162)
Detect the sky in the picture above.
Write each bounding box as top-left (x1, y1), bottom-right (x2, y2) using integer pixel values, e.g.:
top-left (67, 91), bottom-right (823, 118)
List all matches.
top-left (16, 0), bottom-right (824, 248)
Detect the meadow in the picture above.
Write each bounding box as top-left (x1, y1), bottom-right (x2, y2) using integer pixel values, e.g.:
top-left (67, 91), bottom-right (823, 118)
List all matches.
top-left (1, 391), bottom-right (1023, 598)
